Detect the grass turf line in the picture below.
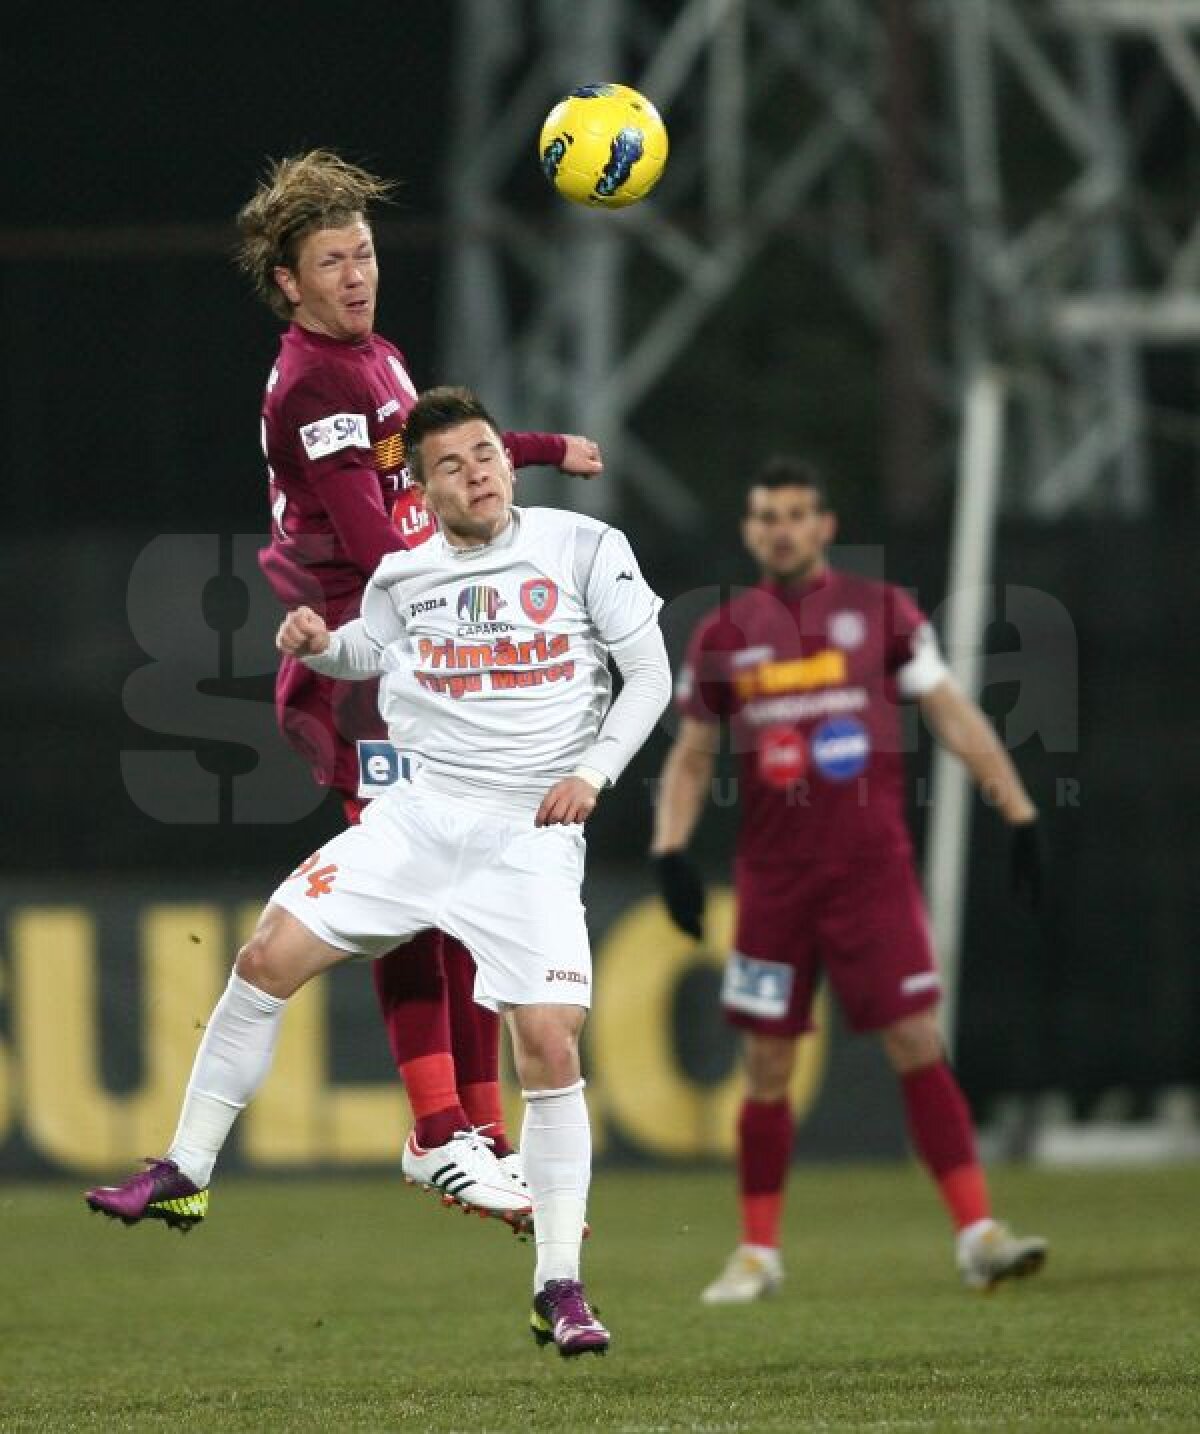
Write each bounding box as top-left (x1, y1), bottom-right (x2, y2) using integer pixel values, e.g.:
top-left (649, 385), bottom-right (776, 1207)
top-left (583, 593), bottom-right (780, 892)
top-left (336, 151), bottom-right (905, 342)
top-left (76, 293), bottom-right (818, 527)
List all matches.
top-left (3, 1164), bottom-right (1199, 1431)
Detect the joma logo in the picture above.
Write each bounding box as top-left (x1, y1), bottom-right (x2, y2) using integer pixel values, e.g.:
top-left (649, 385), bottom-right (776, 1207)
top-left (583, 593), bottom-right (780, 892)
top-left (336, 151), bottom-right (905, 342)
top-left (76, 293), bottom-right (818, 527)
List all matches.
top-left (545, 969), bottom-right (589, 985)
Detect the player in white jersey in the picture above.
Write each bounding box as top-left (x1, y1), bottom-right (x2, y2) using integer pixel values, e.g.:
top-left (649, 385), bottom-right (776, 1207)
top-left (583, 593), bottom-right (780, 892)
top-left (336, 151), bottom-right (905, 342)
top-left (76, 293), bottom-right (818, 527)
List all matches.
top-left (86, 386), bottom-right (672, 1359)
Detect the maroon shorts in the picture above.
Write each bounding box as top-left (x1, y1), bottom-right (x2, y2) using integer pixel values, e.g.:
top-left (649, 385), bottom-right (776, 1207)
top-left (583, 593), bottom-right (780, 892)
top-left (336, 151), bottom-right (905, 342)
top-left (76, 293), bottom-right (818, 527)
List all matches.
top-left (275, 652), bottom-right (386, 800)
top-left (724, 848), bottom-right (939, 1037)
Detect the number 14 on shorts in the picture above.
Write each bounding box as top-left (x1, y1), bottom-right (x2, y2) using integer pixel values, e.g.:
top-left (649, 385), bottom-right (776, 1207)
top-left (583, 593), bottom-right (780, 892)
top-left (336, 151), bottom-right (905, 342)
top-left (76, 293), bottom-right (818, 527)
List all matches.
top-left (289, 852), bottom-right (339, 899)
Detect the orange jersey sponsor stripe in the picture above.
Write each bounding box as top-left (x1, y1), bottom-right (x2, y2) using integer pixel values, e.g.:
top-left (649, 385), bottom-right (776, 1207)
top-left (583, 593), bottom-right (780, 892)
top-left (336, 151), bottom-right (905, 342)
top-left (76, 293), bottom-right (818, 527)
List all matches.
top-left (734, 649), bottom-right (848, 699)
top-left (373, 434), bottom-right (407, 471)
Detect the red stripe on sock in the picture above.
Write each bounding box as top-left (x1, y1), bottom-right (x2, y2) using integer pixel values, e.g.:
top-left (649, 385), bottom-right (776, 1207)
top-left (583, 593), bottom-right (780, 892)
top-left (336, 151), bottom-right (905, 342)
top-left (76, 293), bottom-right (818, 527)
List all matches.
top-left (742, 1193), bottom-right (784, 1249)
top-left (399, 1053), bottom-right (468, 1148)
top-left (938, 1163), bottom-right (991, 1230)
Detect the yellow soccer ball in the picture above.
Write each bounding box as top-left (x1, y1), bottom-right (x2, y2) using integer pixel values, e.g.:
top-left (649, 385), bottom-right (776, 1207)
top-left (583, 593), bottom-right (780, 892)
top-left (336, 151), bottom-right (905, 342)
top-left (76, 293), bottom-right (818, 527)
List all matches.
top-left (539, 83), bottom-right (669, 208)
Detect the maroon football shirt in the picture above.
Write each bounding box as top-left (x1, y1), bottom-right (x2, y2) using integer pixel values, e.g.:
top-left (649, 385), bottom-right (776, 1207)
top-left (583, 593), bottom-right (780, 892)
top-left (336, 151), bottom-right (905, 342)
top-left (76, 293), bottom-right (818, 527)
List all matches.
top-left (257, 323), bottom-right (565, 610)
top-left (677, 570), bottom-right (931, 865)
top-left (256, 322), bottom-right (566, 793)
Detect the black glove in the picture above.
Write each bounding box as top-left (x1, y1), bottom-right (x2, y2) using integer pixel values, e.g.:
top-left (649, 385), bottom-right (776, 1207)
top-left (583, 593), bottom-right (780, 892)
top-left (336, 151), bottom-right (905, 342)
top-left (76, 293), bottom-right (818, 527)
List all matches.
top-left (654, 851), bottom-right (706, 938)
top-left (1009, 820), bottom-right (1046, 910)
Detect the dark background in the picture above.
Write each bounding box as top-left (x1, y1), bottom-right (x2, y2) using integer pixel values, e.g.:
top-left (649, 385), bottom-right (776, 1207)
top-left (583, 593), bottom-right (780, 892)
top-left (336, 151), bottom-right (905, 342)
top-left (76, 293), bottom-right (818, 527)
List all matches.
top-left (2, 3), bottom-right (1197, 1122)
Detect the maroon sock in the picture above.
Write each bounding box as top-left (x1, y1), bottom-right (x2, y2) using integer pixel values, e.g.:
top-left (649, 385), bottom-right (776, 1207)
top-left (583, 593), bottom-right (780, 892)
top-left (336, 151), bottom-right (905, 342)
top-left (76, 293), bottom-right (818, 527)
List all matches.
top-left (900, 1062), bottom-right (991, 1229)
top-left (737, 1099), bottom-right (793, 1248)
top-left (443, 938), bottom-right (511, 1157)
top-left (371, 931), bottom-right (469, 1145)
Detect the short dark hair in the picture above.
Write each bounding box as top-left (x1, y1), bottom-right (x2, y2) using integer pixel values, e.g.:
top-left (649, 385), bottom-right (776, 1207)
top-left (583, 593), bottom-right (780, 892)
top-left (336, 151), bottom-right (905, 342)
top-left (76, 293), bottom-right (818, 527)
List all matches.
top-left (402, 386), bottom-right (504, 484)
top-left (749, 455), bottom-right (829, 510)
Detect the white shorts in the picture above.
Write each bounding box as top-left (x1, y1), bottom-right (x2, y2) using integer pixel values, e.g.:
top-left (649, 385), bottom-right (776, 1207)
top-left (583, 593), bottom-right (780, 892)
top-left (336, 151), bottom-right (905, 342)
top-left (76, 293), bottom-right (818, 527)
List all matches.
top-left (268, 784), bottom-right (592, 1011)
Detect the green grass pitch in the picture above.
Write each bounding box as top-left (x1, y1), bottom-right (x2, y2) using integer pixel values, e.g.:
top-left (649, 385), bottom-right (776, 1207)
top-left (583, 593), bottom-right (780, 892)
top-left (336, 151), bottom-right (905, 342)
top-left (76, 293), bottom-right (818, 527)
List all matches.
top-left (3, 1164), bottom-right (1199, 1431)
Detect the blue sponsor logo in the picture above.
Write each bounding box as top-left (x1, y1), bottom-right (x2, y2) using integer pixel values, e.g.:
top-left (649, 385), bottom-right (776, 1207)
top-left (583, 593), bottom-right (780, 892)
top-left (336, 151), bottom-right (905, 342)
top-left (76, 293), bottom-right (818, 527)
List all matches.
top-left (356, 740), bottom-right (415, 799)
top-left (810, 716), bottom-right (870, 782)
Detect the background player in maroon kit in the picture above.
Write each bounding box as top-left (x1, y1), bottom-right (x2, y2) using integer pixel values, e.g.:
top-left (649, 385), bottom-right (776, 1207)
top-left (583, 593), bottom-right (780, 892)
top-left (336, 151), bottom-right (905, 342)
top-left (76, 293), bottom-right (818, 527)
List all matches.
top-left (652, 456), bottom-right (1048, 1300)
top-left (236, 149), bottom-right (604, 1219)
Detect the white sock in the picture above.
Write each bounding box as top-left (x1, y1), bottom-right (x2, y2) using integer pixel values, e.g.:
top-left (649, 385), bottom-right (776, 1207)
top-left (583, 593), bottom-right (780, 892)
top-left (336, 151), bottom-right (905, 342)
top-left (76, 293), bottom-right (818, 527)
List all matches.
top-left (521, 1079), bottom-right (591, 1291)
top-left (166, 972), bottom-right (287, 1186)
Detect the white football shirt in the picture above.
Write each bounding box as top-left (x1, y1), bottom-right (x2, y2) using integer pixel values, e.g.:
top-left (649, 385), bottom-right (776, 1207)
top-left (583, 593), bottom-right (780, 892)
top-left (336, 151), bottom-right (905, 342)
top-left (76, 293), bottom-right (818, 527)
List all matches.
top-left (330, 507), bottom-right (662, 805)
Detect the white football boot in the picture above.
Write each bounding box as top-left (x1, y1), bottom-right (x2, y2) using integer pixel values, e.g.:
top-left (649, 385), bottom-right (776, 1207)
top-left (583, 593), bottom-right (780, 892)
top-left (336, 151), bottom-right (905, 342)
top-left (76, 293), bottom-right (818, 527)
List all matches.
top-left (701, 1244), bottom-right (784, 1304)
top-left (401, 1128), bottom-right (533, 1218)
top-left (496, 1150), bottom-right (531, 1201)
top-left (957, 1219), bottom-right (1048, 1291)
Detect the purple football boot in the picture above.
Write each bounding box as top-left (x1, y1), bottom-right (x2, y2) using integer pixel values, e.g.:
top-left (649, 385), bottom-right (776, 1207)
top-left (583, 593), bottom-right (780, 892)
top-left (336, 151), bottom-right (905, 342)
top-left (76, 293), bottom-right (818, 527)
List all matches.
top-left (529, 1279), bottom-right (610, 1358)
top-left (85, 1158), bottom-right (209, 1233)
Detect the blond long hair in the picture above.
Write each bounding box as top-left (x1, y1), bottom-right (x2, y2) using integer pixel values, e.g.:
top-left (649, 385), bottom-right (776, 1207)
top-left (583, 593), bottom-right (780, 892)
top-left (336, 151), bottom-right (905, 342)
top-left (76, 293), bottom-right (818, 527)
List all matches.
top-left (235, 149), bottom-right (395, 319)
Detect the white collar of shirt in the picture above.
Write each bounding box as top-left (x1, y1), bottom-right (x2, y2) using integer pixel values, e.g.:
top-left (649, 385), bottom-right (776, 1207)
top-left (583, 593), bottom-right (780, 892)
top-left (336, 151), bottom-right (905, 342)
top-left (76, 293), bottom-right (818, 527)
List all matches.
top-left (441, 506), bottom-right (522, 560)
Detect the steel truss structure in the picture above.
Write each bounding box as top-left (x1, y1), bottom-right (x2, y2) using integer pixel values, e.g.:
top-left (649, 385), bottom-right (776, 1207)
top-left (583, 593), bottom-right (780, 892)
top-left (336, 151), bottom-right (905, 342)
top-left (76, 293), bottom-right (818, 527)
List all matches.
top-left (445, 0), bottom-right (1200, 520)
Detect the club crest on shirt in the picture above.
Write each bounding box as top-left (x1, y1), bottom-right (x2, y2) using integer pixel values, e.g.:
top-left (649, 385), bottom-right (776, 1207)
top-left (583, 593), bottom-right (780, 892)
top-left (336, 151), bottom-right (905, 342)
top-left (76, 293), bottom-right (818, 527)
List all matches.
top-left (520, 576), bottom-right (559, 623)
top-left (828, 610), bottom-right (866, 650)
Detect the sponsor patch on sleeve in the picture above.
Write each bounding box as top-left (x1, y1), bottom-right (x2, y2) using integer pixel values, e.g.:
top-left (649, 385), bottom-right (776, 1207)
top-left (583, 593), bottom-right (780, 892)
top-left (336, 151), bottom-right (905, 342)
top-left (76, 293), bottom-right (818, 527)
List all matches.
top-left (299, 412), bottom-right (370, 460)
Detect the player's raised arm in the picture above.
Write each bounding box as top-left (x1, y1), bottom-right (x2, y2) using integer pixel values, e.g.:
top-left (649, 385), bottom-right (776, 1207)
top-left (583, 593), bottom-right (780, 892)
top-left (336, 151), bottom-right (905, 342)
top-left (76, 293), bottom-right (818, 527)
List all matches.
top-left (505, 430), bottom-right (604, 479)
top-left (557, 434), bottom-right (604, 477)
top-left (276, 606), bottom-right (330, 657)
top-left (277, 604), bottom-right (387, 680)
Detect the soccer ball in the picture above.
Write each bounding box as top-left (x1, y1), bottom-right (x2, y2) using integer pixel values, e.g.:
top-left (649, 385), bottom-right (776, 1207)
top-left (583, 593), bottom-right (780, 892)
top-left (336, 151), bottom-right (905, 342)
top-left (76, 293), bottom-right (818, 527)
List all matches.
top-left (539, 83), bottom-right (669, 208)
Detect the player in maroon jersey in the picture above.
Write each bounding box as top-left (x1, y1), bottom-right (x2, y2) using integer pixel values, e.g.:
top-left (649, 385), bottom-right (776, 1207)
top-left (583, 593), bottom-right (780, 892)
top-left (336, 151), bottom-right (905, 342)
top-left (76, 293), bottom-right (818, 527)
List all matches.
top-left (652, 456), bottom-right (1048, 1298)
top-left (236, 149), bottom-right (604, 1223)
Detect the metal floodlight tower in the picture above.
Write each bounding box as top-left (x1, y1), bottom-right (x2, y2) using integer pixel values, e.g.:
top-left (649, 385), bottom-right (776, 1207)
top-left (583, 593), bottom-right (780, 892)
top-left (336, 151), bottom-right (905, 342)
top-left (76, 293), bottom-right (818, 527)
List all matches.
top-left (444, 0), bottom-right (1200, 524)
top-left (941, 0), bottom-right (1139, 518)
top-left (444, 0), bottom-right (1200, 1050)
top-left (441, 0), bottom-right (898, 522)
top-left (931, 0), bottom-right (1200, 1042)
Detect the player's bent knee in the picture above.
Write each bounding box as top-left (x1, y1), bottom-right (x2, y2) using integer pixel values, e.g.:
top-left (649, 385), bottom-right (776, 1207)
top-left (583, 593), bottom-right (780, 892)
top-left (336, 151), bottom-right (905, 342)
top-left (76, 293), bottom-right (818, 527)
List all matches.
top-left (234, 928), bottom-right (306, 999)
top-left (509, 1007), bottom-right (584, 1089)
top-left (519, 1039), bottom-right (580, 1090)
top-left (234, 936), bottom-right (277, 989)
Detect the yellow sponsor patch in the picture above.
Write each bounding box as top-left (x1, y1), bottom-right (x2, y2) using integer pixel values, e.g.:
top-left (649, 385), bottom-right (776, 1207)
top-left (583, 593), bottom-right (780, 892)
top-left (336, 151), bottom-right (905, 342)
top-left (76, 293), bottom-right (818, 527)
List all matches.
top-left (373, 433), bottom-right (407, 472)
top-left (734, 648), bottom-right (847, 699)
